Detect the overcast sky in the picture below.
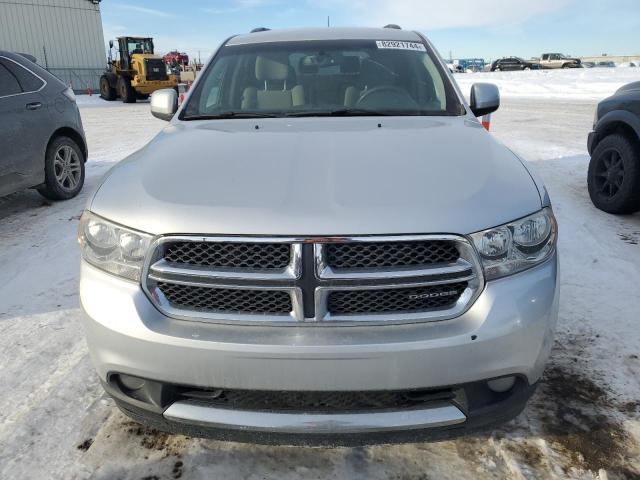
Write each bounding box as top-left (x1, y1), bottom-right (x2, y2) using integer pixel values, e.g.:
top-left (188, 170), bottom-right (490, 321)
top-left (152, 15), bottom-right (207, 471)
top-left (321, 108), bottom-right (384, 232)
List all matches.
top-left (101, 0), bottom-right (640, 61)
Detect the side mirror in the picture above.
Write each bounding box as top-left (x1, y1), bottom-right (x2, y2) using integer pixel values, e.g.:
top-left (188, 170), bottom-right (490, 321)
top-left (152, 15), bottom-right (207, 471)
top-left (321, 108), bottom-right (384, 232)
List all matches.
top-left (109, 40), bottom-right (114, 50)
top-left (151, 89), bottom-right (178, 121)
top-left (470, 83), bottom-right (500, 117)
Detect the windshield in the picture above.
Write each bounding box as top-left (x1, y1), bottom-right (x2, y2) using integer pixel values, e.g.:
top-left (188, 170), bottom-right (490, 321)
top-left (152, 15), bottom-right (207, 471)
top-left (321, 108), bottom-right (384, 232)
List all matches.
top-left (127, 39), bottom-right (153, 55)
top-left (182, 39), bottom-right (464, 119)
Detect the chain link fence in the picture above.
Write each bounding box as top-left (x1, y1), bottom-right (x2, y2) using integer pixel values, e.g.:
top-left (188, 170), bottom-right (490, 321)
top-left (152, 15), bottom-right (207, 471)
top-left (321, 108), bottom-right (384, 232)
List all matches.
top-left (47, 67), bottom-right (104, 93)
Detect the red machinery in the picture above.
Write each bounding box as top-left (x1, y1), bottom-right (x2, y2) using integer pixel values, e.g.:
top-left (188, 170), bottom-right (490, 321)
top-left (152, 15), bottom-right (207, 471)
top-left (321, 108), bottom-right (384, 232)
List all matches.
top-left (163, 51), bottom-right (189, 66)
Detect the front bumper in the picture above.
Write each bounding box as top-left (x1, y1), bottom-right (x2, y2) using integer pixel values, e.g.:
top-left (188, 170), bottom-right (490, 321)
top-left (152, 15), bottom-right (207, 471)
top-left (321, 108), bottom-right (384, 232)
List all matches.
top-left (80, 254), bottom-right (559, 442)
top-left (107, 377), bottom-right (538, 445)
top-left (131, 77), bottom-right (178, 94)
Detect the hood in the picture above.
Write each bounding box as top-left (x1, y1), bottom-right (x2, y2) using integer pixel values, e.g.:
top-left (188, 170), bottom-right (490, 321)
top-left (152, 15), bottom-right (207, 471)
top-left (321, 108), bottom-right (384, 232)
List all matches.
top-left (90, 116), bottom-right (542, 236)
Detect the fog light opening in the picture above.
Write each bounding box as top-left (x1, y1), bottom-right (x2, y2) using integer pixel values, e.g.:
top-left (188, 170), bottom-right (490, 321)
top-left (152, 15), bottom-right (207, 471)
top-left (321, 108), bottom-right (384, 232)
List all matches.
top-left (487, 376), bottom-right (516, 393)
top-left (118, 374), bottom-right (146, 391)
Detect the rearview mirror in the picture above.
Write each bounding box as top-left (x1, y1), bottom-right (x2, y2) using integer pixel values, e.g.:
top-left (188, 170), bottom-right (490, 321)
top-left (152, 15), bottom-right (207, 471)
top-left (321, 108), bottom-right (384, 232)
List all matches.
top-left (151, 89), bottom-right (178, 121)
top-left (470, 83), bottom-right (500, 117)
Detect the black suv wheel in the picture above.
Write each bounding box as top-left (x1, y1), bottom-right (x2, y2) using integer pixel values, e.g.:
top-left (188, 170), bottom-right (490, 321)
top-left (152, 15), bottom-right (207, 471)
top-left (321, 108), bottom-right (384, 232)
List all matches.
top-left (588, 133), bottom-right (640, 214)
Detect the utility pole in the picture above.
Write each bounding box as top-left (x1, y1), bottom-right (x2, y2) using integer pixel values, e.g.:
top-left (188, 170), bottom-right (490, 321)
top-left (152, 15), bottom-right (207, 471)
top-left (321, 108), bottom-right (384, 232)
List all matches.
top-left (327, 16), bottom-right (330, 27)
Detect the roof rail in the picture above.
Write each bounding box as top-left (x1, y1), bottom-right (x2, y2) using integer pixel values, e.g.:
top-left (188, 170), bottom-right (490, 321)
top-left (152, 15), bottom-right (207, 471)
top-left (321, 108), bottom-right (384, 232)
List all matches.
top-left (250, 27), bottom-right (271, 33)
top-left (383, 24), bottom-right (402, 30)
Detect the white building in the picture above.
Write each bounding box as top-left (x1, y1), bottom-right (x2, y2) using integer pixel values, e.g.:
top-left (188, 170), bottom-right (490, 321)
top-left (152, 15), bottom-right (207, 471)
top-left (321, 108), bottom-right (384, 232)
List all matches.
top-left (0, 0), bottom-right (106, 91)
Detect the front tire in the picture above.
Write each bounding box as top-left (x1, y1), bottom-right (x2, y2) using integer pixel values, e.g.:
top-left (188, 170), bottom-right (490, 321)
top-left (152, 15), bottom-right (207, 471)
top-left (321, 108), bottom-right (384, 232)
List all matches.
top-left (118, 76), bottom-right (137, 103)
top-left (100, 75), bottom-right (116, 101)
top-left (588, 134), bottom-right (640, 214)
top-left (38, 136), bottom-right (85, 201)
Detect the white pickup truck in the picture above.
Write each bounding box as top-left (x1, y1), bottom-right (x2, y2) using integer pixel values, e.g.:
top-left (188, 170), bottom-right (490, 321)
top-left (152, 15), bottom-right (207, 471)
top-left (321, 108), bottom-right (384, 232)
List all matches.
top-left (537, 53), bottom-right (582, 69)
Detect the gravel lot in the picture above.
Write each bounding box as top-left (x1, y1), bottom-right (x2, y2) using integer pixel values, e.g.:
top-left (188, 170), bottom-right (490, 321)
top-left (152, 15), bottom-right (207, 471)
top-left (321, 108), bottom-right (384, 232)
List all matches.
top-left (1, 74), bottom-right (639, 479)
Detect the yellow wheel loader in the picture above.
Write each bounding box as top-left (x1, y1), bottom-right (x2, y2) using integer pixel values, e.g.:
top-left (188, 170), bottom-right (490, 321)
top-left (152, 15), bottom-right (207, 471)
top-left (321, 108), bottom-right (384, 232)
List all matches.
top-left (100, 37), bottom-right (178, 103)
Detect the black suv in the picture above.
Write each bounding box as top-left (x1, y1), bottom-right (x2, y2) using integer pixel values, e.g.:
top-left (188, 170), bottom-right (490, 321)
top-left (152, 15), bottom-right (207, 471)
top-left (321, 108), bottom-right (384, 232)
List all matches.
top-left (588, 82), bottom-right (640, 214)
top-left (490, 57), bottom-right (540, 71)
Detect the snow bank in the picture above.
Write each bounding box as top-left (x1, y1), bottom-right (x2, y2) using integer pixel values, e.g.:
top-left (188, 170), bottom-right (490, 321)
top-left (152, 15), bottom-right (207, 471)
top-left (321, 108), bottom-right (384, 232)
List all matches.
top-left (455, 67), bottom-right (640, 101)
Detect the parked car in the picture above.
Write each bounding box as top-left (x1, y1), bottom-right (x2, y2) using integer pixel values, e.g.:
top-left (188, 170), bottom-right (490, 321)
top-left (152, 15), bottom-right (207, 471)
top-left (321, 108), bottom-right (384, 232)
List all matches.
top-left (582, 62), bottom-right (596, 68)
top-left (490, 57), bottom-right (540, 71)
top-left (0, 51), bottom-right (86, 199)
top-left (537, 53), bottom-right (581, 69)
top-left (79, 27), bottom-right (559, 445)
top-left (588, 81), bottom-right (640, 213)
top-left (596, 61), bottom-right (617, 68)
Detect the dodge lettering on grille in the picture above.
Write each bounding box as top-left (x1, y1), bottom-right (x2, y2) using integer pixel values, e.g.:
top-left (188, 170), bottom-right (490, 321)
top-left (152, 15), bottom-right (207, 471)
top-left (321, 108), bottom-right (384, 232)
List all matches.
top-left (408, 290), bottom-right (460, 300)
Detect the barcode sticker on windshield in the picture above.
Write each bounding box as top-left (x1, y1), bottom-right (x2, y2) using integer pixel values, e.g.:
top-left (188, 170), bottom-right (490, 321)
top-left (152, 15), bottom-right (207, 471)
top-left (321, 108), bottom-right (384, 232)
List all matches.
top-left (376, 41), bottom-right (426, 51)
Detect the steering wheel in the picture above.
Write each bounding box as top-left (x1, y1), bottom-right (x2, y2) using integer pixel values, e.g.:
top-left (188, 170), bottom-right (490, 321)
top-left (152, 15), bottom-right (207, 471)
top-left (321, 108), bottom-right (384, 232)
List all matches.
top-left (356, 86), bottom-right (417, 109)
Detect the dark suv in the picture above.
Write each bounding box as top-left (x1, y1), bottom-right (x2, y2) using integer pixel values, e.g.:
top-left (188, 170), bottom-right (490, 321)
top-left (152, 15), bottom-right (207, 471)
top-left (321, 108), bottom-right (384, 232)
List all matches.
top-left (490, 57), bottom-right (539, 71)
top-left (588, 81), bottom-right (640, 214)
top-left (0, 51), bottom-right (87, 200)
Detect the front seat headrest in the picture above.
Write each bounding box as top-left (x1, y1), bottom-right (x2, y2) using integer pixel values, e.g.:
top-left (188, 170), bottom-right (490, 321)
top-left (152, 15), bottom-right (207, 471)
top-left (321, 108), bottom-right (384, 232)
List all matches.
top-left (256, 54), bottom-right (290, 81)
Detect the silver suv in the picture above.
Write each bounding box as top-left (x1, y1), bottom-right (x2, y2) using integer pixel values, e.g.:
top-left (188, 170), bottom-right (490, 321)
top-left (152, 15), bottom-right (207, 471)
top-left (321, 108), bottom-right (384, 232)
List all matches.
top-left (79, 27), bottom-right (559, 445)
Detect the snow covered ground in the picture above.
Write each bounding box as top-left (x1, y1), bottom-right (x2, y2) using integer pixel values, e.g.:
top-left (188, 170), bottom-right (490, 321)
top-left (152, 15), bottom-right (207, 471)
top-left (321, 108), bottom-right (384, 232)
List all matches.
top-left (455, 67), bottom-right (639, 100)
top-left (1, 69), bottom-right (640, 479)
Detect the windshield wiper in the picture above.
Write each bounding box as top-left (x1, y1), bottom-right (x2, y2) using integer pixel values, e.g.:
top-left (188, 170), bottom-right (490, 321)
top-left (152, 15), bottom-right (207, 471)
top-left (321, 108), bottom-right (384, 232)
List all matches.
top-left (285, 108), bottom-right (393, 117)
top-left (182, 111), bottom-right (281, 120)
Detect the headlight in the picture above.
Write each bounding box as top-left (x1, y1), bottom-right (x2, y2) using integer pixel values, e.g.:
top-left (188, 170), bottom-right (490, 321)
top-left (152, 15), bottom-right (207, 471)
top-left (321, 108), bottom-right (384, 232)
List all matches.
top-left (78, 211), bottom-right (152, 281)
top-left (471, 208), bottom-right (557, 280)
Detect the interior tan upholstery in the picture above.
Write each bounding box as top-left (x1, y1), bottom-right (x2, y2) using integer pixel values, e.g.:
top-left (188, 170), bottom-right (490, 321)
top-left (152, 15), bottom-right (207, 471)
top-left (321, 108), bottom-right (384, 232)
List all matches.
top-left (255, 55), bottom-right (290, 81)
top-left (241, 54), bottom-right (305, 110)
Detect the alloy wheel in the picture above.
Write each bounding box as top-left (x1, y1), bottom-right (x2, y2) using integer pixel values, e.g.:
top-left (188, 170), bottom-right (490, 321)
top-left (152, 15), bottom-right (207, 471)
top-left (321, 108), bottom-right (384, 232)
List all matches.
top-left (594, 148), bottom-right (625, 198)
top-left (53, 145), bottom-right (81, 191)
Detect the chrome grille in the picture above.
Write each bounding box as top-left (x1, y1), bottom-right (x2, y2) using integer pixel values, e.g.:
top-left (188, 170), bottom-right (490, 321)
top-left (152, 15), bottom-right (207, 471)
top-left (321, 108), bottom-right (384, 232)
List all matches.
top-left (157, 282), bottom-right (292, 315)
top-left (164, 241), bottom-right (291, 269)
top-left (143, 235), bottom-right (484, 325)
top-left (328, 282), bottom-right (468, 315)
top-left (326, 241), bottom-right (459, 270)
